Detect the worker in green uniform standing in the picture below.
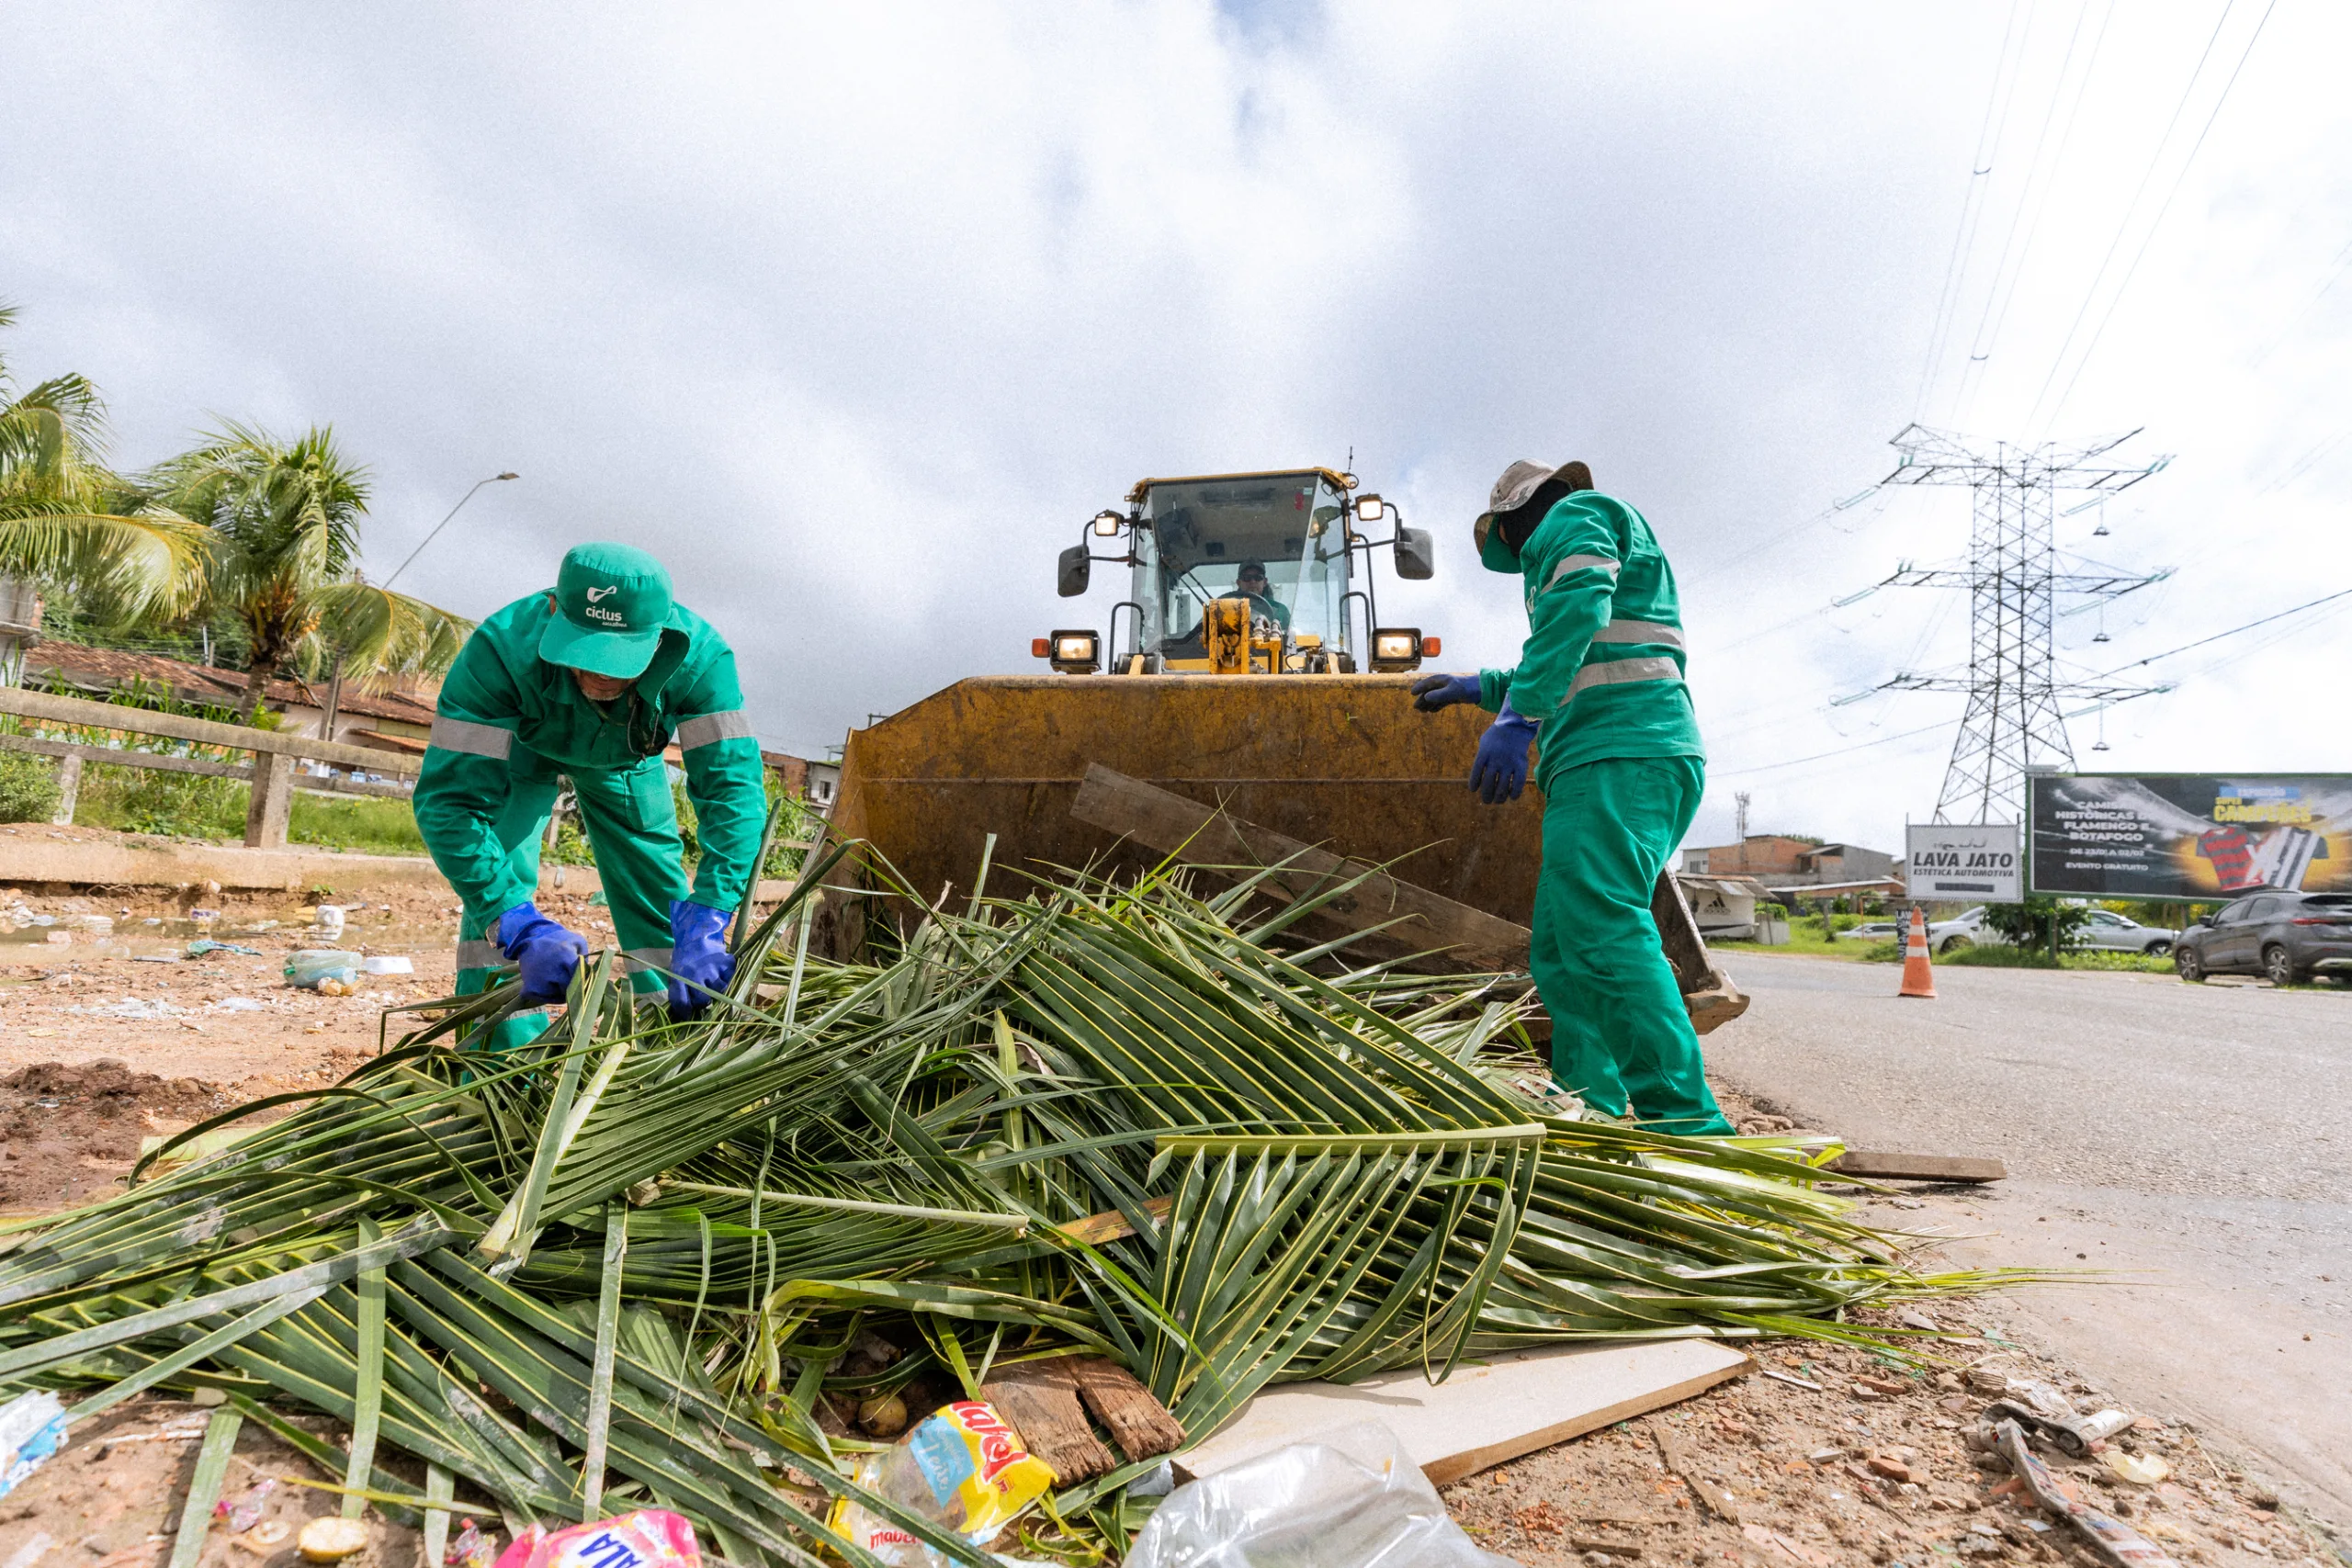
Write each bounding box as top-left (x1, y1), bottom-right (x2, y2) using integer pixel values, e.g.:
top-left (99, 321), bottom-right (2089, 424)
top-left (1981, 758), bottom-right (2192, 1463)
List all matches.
top-left (1410, 461), bottom-right (1732, 1135)
top-left (415, 542), bottom-right (769, 1046)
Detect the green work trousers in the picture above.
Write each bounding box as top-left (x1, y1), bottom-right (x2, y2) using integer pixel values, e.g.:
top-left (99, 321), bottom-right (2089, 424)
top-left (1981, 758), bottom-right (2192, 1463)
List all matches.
top-left (1530, 754), bottom-right (1733, 1136)
top-left (455, 750), bottom-right (688, 1050)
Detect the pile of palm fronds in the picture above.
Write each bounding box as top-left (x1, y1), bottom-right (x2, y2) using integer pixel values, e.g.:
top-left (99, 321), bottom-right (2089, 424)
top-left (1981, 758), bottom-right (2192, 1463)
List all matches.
top-left (0, 844), bottom-right (1994, 1565)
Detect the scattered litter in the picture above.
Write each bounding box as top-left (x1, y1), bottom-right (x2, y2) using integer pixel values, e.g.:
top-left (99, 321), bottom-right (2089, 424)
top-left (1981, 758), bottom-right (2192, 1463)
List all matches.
top-left (446, 1518), bottom-right (496, 1568)
top-left (1996, 1418), bottom-right (2179, 1568)
top-left (1986, 1399), bottom-right (2132, 1458)
top-left (212, 997), bottom-right (266, 1012)
top-left (188, 940), bottom-right (264, 958)
top-left (829, 1402), bottom-right (1053, 1563)
top-left (68, 997), bottom-right (186, 1019)
top-left (284, 949), bottom-right (363, 990)
top-left (189, 908), bottom-right (220, 921)
top-left (2, 1531), bottom-right (55, 1568)
top-left (1125, 1424), bottom-right (1510, 1568)
top-left (1761, 1369), bottom-right (1826, 1392)
top-left (363, 953), bottom-right (414, 975)
top-left (217, 1478), bottom-right (277, 1533)
top-left (2102, 1450), bottom-right (2171, 1486)
top-left (134, 953), bottom-right (183, 964)
top-left (296, 1516), bottom-right (370, 1563)
top-left (498, 1511), bottom-right (696, 1568)
top-left (0, 1390), bottom-right (68, 1501)
top-left (312, 905), bottom-right (347, 938)
top-left (244, 1521), bottom-right (292, 1550)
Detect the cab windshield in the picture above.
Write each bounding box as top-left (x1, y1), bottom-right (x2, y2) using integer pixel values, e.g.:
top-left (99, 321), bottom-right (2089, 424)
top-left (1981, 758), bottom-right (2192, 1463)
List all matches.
top-left (1131, 473), bottom-right (1351, 658)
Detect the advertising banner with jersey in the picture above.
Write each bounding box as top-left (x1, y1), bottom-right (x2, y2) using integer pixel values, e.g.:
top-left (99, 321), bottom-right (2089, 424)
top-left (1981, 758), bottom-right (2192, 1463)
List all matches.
top-left (2029, 773), bottom-right (2352, 898)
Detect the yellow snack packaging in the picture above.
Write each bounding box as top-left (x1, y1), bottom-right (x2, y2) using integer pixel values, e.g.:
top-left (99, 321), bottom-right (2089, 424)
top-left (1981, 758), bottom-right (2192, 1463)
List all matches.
top-left (826, 1399), bottom-right (1056, 1565)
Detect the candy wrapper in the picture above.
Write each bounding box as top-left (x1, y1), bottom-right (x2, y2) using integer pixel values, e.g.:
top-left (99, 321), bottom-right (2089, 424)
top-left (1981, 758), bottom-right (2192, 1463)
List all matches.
top-left (828, 1400), bottom-right (1056, 1566)
top-left (491, 1509), bottom-right (699, 1568)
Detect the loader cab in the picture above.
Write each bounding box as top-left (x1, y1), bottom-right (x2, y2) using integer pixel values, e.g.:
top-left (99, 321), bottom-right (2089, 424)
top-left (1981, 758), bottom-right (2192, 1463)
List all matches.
top-left (1042, 468), bottom-right (1440, 675)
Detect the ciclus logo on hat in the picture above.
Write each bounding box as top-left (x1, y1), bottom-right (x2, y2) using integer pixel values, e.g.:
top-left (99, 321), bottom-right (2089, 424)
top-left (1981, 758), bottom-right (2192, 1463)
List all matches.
top-left (541, 543), bottom-right (674, 679)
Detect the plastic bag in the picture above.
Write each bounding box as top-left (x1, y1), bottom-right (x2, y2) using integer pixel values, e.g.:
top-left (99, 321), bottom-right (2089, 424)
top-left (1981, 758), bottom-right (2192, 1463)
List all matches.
top-left (0, 1391), bottom-right (68, 1501)
top-left (1124, 1423), bottom-right (1515, 1568)
top-left (827, 1399), bottom-right (1057, 1566)
top-left (285, 950), bottom-right (363, 990)
top-left (491, 1508), bottom-right (699, 1568)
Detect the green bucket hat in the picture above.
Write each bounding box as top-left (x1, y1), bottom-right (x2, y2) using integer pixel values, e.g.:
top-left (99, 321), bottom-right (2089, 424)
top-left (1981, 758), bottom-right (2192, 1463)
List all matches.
top-left (539, 542), bottom-right (673, 678)
top-left (1472, 459), bottom-right (1590, 572)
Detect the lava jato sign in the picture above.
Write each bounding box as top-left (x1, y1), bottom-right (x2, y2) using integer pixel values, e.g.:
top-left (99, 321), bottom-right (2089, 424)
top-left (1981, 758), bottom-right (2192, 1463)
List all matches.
top-left (1905, 823), bottom-right (2021, 902)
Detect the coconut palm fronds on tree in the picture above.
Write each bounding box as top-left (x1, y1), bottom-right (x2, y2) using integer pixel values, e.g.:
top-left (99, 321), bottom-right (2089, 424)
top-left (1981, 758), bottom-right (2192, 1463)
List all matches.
top-left (0, 303), bottom-right (209, 627)
top-left (152, 422), bottom-right (473, 714)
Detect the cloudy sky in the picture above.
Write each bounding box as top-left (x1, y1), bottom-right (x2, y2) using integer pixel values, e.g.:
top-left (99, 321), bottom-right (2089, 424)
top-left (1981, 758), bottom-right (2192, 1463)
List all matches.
top-left (6, 0), bottom-right (2345, 854)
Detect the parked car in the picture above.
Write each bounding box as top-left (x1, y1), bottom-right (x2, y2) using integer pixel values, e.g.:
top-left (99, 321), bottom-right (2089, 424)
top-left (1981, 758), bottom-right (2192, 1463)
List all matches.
top-left (2074, 908), bottom-right (2178, 955)
top-left (1837, 919), bottom-right (1904, 942)
top-left (2173, 891), bottom-right (2352, 985)
top-left (1928, 907), bottom-right (1992, 953)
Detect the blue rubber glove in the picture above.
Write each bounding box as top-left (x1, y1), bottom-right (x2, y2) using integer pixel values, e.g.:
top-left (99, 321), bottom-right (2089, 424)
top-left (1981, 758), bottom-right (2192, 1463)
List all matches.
top-left (1410, 672), bottom-right (1482, 712)
top-left (667, 900), bottom-right (737, 1021)
top-left (1468, 697), bottom-right (1539, 805)
top-left (495, 902), bottom-right (588, 1006)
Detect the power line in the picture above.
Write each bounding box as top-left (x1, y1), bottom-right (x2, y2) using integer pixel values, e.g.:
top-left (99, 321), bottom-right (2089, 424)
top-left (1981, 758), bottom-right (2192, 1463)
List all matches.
top-left (1913, 0), bottom-right (2033, 421)
top-left (2082, 583), bottom-right (2352, 679)
top-left (2041, 1), bottom-right (2276, 432)
top-left (2020, 6), bottom-right (2234, 432)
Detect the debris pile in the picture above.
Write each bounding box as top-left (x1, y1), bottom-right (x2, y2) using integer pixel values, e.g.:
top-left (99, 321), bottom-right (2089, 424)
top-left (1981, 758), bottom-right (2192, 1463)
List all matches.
top-left (0, 854), bottom-right (1999, 1563)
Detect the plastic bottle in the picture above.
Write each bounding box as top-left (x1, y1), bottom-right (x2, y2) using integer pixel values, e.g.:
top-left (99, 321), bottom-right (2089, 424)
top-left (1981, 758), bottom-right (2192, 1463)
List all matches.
top-left (284, 950), bottom-right (362, 990)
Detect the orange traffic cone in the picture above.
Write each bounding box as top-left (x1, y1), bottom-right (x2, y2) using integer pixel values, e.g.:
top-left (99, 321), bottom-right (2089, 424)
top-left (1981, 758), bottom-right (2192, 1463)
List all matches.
top-left (1898, 906), bottom-right (1937, 998)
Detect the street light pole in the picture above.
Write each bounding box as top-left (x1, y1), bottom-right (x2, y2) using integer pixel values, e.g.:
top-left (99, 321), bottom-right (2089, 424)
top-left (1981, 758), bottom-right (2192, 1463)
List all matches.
top-left (382, 472), bottom-right (518, 591)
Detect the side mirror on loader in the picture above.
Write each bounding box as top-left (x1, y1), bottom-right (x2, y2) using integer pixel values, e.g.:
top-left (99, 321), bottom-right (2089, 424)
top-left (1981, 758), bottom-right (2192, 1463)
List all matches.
top-left (1057, 544), bottom-right (1091, 598)
top-left (1393, 526), bottom-right (1435, 581)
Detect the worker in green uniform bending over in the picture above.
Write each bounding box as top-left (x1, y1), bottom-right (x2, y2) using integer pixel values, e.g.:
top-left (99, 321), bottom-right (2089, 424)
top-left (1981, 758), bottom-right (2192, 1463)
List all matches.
top-left (1410, 461), bottom-right (1732, 1135)
top-left (416, 542), bottom-right (767, 1044)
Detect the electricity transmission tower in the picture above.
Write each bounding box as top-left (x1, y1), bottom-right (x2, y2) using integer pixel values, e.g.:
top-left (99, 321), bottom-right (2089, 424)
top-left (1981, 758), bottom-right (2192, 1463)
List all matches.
top-left (1871, 424), bottom-right (2172, 824)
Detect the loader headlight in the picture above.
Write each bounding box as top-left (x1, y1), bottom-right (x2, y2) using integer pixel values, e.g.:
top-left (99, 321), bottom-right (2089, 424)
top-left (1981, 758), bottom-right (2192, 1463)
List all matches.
top-left (1050, 629), bottom-right (1102, 673)
top-left (1371, 627), bottom-right (1424, 672)
top-left (1353, 494), bottom-right (1385, 524)
top-left (1091, 511), bottom-right (1125, 536)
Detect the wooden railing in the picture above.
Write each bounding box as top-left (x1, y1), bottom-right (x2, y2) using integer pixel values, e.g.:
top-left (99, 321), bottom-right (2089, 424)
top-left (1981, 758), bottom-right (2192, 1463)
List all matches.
top-left (0, 685), bottom-right (419, 849)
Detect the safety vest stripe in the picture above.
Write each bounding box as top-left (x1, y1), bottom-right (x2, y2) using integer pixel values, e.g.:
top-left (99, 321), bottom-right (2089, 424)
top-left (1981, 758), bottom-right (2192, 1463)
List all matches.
top-left (675, 709), bottom-right (754, 750)
top-left (455, 939), bottom-right (503, 972)
top-left (622, 946), bottom-right (672, 975)
top-left (1590, 618), bottom-right (1685, 649)
top-left (1567, 655), bottom-right (1683, 697)
top-left (428, 716), bottom-right (515, 761)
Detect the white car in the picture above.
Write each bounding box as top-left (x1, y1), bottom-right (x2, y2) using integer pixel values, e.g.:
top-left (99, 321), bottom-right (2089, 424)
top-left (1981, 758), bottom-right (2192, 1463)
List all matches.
top-left (2075, 908), bottom-right (2177, 955)
top-left (1928, 907), bottom-right (1992, 953)
top-left (1836, 920), bottom-right (1905, 942)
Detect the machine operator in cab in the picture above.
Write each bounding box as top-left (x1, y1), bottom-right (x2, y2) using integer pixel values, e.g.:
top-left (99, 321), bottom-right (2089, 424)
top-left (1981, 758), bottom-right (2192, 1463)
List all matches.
top-left (414, 542), bottom-right (768, 1046)
top-left (1233, 560), bottom-right (1292, 631)
top-left (1409, 461), bottom-right (1732, 1136)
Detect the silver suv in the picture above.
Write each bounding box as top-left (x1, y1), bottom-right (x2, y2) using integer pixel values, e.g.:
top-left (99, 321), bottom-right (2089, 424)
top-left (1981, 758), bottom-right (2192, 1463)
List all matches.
top-left (2176, 892), bottom-right (2352, 986)
top-left (2075, 908), bottom-right (2178, 956)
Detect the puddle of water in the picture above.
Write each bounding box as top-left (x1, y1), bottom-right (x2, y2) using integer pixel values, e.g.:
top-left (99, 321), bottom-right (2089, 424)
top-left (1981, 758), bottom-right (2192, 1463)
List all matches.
top-left (2, 906), bottom-right (447, 958)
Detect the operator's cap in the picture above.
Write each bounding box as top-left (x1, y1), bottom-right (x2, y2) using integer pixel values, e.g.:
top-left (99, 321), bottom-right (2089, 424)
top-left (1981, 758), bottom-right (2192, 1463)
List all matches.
top-left (1473, 459), bottom-right (1591, 572)
top-left (539, 542), bottom-right (673, 679)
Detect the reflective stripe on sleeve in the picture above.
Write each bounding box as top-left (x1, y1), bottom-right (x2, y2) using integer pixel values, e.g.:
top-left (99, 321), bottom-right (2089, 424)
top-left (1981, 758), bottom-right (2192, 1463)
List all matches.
top-left (1566, 655), bottom-right (1683, 698)
top-left (622, 946), bottom-right (673, 976)
top-left (1590, 618), bottom-right (1685, 649)
top-left (456, 939), bottom-right (503, 972)
top-left (428, 716), bottom-right (514, 760)
top-left (674, 709), bottom-right (755, 750)
top-left (1544, 553), bottom-right (1620, 591)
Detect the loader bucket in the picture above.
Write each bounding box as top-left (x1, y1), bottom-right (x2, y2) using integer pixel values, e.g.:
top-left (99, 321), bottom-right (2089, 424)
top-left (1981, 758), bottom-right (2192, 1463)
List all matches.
top-left (821, 673), bottom-right (1542, 953)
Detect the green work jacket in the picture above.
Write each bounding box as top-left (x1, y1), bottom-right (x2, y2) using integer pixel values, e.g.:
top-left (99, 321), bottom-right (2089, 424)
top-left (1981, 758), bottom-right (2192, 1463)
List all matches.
top-left (1478, 490), bottom-right (1703, 791)
top-left (416, 590), bottom-right (767, 919)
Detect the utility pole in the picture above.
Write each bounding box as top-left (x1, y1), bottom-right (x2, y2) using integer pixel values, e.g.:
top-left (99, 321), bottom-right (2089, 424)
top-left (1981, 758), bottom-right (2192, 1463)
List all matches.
top-left (1870, 424), bottom-right (2172, 824)
top-left (1734, 791), bottom-right (1750, 841)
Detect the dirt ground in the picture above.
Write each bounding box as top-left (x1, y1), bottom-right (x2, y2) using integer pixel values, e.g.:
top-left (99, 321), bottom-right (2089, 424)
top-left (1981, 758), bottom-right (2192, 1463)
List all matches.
top-left (1, 893), bottom-right (2339, 1568)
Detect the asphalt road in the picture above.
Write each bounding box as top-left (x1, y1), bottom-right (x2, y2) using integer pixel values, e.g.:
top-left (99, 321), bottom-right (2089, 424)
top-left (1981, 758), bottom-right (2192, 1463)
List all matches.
top-left (1704, 953), bottom-right (2352, 1521)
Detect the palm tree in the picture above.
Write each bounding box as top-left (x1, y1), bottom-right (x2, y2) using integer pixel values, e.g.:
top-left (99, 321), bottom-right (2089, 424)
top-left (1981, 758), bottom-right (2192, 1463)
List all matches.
top-left (155, 423), bottom-right (473, 721)
top-left (0, 304), bottom-right (208, 639)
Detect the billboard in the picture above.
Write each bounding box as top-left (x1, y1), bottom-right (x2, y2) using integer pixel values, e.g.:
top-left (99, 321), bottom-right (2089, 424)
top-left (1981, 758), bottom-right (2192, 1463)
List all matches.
top-left (1906, 823), bottom-right (2021, 902)
top-left (2029, 773), bottom-right (2352, 898)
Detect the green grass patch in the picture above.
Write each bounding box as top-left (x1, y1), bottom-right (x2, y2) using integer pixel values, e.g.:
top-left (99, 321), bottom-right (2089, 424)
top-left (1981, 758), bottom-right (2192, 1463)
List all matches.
top-left (70, 761), bottom-right (427, 856)
top-left (1932, 944), bottom-right (2175, 973)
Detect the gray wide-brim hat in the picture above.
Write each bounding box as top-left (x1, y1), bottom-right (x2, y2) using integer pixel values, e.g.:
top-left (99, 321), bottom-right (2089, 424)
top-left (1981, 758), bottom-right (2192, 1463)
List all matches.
top-left (1473, 459), bottom-right (1589, 571)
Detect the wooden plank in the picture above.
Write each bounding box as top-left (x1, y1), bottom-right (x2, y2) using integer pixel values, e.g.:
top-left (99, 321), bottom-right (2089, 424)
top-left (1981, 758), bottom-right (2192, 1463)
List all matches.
top-left (980, 1359), bottom-right (1118, 1484)
top-left (244, 752), bottom-right (295, 849)
top-left (0, 730), bottom-right (413, 797)
top-left (1071, 762), bottom-right (1532, 971)
top-left (1069, 1358), bottom-right (1184, 1461)
top-left (1053, 1194), bottom-right (1172, 1247)
top-left (0, 684), bottom-right (422, 773)
top-left (1174, 1338), bottom-right (1750, 1487)
top-left (1826, 1150), bottom-right (2007, 1183)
